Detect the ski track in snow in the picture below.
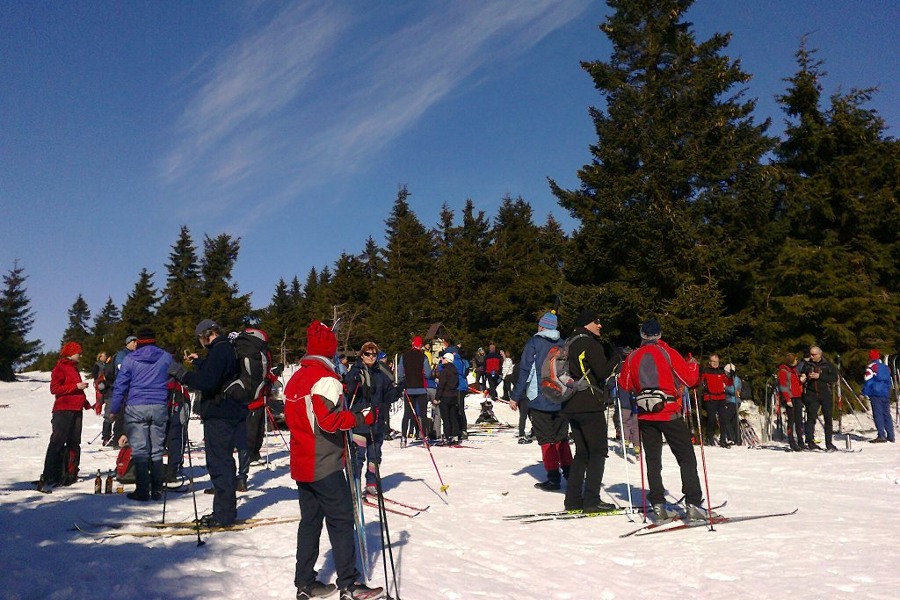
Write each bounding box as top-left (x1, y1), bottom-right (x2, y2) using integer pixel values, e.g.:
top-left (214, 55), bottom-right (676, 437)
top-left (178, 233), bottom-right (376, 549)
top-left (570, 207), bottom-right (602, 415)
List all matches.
top-left (1, 371), bottom-right (899, 599)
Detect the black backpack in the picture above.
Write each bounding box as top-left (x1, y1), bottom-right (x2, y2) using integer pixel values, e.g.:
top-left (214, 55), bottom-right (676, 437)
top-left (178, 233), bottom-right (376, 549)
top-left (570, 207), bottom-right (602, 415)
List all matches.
top-left (223, 328), bottom-right (271, 406)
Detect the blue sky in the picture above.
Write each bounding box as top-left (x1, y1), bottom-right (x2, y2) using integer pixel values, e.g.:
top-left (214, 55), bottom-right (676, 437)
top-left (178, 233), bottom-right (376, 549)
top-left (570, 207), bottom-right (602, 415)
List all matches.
top-left (2, 1), bottom-right (897, 354)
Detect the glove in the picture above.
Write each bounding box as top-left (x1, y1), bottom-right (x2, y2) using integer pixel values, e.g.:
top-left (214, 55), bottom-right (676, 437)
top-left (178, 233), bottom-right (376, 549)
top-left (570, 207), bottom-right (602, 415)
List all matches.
top-left (354, 407), bottom-right (375, 428)
top-left (83, 400), bottom-right (92, 411)
top-left (432, 398), bottom-right (441, 406)
top-left (168, 362), bottom-right (188, 382)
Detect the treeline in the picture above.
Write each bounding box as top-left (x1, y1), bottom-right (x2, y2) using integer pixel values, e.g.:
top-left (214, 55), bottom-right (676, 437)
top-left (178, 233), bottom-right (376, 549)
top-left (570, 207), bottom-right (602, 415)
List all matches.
top-left (4, 1), bottom-right (897, 388)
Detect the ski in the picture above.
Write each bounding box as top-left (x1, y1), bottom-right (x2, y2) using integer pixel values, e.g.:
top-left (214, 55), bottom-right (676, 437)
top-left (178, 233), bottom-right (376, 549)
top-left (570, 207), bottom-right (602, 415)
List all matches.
top-left (73, 517), bottom-right (298, 538)
top-left (362, 499), bottom-right (419, 518)
top-left (618, 501), bottom-right (729, 537)
top-left (367, 494), bottom-right (429, 513)
top-left (75, 515), bottom-right (293, 530)
top-left (633, 508), bottom-right (799, 536)
top-left (518, 507), bottom-right (638, 524)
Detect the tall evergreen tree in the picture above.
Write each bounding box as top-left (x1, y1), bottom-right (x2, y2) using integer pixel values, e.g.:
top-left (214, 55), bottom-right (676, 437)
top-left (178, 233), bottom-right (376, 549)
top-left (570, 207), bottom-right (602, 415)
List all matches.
top-left (370, 186), bottom-right (435, 352)
top-left (85, 296), bottom-right (121, 361)
top-left (484, 197), bottom-right (566, 354)
top-left (157, 225), bottom-right (203, 352)
top-left (330, 252), bottom-right (374, 352)
top-left (199, 233), bottom-right (252, 332)
top-left (115, 268), bottom-right (159, 345)
top-left (61, 294), bottom-right (92, 370)
top-left (550, 0), bottom-right (774, 356)
top-left (0, 261), bottom-right (40, 381)
top-left (770, 40), bottom-right (900, 364)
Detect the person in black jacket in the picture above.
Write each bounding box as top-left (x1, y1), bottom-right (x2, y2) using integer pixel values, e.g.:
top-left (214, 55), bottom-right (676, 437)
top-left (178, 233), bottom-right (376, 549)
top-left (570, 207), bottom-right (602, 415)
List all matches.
top-left (800, 346), bottom-right (838, 451)
top-left (344, 341), bottom-right (397, 496)
top-left (169, 319), bottom-right (240, 526)
top-left (561, 310), bottom-right (616, 513)
top-left (435, 352), bottom-right (461, 445)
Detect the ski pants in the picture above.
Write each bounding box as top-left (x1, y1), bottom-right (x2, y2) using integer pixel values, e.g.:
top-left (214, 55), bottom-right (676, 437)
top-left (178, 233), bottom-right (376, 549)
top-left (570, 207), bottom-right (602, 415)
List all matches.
top-left (402, 393), bottom-right (428, 438)
top-left (564, 411), bottom-right (608, 511)
top-left (803, 392), bottom-right (833, 445)
top-left (639, 416), bottom-right (703, 507)
top-left (784, 397), bottom-right (804, 446)
top-left (516, 396), bottom-right (531, 437)
top-left (295, 469), bottom-right (361, 591)
top-left (204, 416), bottom-right (246, 525)
top-left (723, 402), bottom-right (739, 445)
top-left (705, 400), bottom-right (727, 445)
top-left (871, 396), bottom-right (895, 441)
top-left (124, 403), bottom-right (168, 462)
top-left (42, 410), bottom-right (83, 484)
top-left (439, 395), bottom-right (460, 440)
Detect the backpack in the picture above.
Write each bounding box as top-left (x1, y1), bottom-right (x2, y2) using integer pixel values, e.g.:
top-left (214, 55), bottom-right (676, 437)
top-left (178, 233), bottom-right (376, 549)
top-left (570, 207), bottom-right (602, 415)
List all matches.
top-left (223, 328), bottom-right (271, 406)
top-left (115, 445), bottom-right (135, 484)
top-left (539, 334), bottom-right (591, 404)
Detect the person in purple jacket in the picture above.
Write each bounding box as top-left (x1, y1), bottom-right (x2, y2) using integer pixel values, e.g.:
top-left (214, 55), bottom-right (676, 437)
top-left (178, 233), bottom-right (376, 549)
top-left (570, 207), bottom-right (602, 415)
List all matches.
top-left (109, 326), bottom-right (174, 501)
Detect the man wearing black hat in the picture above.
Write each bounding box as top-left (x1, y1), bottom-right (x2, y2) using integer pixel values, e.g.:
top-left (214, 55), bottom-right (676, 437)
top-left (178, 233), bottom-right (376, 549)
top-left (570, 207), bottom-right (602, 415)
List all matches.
top-left (561, 310), bottom-right (617, 513)
top-left (618, 319), bottom-right (711, 521)
top-left (108, 327), bottom-right (174, 501)
top-left (169, 319), bottom-right (241, 526)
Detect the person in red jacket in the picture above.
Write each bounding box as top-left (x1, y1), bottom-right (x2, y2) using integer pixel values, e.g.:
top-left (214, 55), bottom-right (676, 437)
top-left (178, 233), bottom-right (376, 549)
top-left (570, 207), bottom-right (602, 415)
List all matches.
top-left (618, 319), bottom-right (712, 522)
top-left (777, 353), bottom-right (805, 451)
top-left (284, 321), bottom-right (381, 600)
top-left (700, 354), bottom-right (733, 447)
top-left (38, 341), bottom-right (92, 492)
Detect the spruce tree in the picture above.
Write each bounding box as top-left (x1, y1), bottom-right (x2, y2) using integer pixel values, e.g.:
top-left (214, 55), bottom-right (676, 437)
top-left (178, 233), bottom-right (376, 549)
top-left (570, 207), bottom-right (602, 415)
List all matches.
top-left (115, 268), bottom-right (159, 345)
top-left (157, 225), bottom-right (203, 352)
top-left (771, 40), bottom-right (900, 363)
top-left (0, 261), bottom-right (40, 381)
top-left (550, 0), bottom-right (774, 354)
top-left (199, 233), bottom-right (252, 333)
top-left (85, 297), bottom-right (121, 361)
top-left (370, 186), bottom-right (435, 352)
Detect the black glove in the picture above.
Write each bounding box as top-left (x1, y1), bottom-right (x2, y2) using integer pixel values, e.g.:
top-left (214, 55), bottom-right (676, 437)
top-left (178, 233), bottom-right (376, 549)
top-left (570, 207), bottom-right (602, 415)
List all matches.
top-left (168, 362), bottom-right (188, 382)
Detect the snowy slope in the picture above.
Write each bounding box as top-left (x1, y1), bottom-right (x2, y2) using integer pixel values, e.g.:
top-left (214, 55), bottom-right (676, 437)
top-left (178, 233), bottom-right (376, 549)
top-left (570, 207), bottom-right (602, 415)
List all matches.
top-left (1, 371), bottom-right (898, 600)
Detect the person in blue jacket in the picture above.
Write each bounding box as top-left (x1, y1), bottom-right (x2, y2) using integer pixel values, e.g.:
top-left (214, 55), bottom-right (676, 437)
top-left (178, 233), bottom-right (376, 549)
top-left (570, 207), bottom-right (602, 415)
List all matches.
top-left (108, 327), bottom-right (174, 501)
top-left (862, 349), bottom-right (895, 443)
top-left (510, 311), bottom-right (572, 491)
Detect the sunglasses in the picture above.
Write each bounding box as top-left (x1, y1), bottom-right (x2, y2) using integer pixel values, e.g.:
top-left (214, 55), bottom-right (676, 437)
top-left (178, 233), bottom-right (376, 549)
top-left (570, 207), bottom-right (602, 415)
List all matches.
top-left (362, 351), bottom-right (378, 357)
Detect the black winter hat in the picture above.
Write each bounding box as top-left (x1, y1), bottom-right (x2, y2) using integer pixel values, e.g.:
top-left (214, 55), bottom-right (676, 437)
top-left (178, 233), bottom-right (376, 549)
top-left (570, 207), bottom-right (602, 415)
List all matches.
top-left (136, 326), bottom-right (156, 345)
top-left (574, 310), bottom-right (601, 328)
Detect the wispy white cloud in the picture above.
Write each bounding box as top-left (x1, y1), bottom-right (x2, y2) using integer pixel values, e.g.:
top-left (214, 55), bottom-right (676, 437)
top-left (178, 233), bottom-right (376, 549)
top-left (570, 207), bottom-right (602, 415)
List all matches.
top-left (161, 0), bottom-right (591, 224)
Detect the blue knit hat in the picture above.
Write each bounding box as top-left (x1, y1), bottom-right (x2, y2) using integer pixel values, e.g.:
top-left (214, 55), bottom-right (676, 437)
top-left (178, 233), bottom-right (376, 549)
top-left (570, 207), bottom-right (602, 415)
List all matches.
top-left (640, 319), bottom-right (662, 340)
top-left (538, 312), bottom-right (558, 330)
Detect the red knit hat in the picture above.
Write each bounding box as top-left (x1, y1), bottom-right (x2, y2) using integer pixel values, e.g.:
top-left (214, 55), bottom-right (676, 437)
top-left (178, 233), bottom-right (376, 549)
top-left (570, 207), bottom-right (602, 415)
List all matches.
top-left (411, 336), bottom-right (423, 349)
top-left (61, 341), bottom-right (82, 357)
top-left (306, 321), bottom-right (337, 357)
top-left (869, 349), bottom-right (880, 360)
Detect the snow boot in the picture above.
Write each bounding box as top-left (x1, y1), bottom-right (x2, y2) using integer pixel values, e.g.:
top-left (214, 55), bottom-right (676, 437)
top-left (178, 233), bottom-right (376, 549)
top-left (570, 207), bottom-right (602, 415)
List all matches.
top-left (150, 460), bottom-right (164, 500)
top-left (652, 504), bottom-right (670, 521)
top-left (687, 503), bottom-right (719, 521)
top-left (534, 470), bottom-right (561, 491)
top-left (339, 582), bottom-right (383, 600)
top-left (127, 457), bottom-right (151, 501)
top-left (297, 581), bottom-right (337, 599)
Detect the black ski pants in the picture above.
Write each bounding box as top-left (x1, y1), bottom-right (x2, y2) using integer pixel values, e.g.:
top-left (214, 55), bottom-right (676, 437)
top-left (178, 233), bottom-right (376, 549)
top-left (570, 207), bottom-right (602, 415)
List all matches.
top-left (803, 392), bottom-right (833, 446)
top-left (564, 411), bottom-right (608, 511)
top-left (42, 410), bottom-right (83, 484)
top-left (639, 416), bottom-right (703, 507)
top-left (295, 469), bottom-right (361, 591)
top-left (705, 400), bottom-right (727, 445)
top-left (439, 395), bottom-right (460, 440)
top-left (204, 416), bottom-right (246, 525)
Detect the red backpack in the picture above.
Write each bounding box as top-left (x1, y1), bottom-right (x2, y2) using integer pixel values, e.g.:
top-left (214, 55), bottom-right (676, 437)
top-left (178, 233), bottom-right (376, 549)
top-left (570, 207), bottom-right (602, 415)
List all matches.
top-left (115, 445), bottom-right (135, 484)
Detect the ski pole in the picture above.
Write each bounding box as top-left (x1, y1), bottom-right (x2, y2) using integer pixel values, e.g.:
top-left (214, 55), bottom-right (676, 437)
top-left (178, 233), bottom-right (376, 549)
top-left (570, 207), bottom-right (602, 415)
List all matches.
top-left (614, 388), bottom-right (635, 520)
top-left (183, 412), bottom-right (205, 547)
top-left (637, 425), bottom-right (647, 523)
top-left (374, 462), bottom-right (400, 599)
top-left (404, 391), bottom-right (449, 494)
top-left (87, 430), bottom-right (103, 445)
top-left (690, 389), bottom-right (715, 531)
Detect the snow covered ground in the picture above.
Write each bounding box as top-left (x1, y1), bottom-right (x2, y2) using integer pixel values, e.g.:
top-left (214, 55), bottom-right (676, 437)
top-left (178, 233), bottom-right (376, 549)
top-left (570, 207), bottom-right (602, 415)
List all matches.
top-left (1, 369), bottom-right (898, 600)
